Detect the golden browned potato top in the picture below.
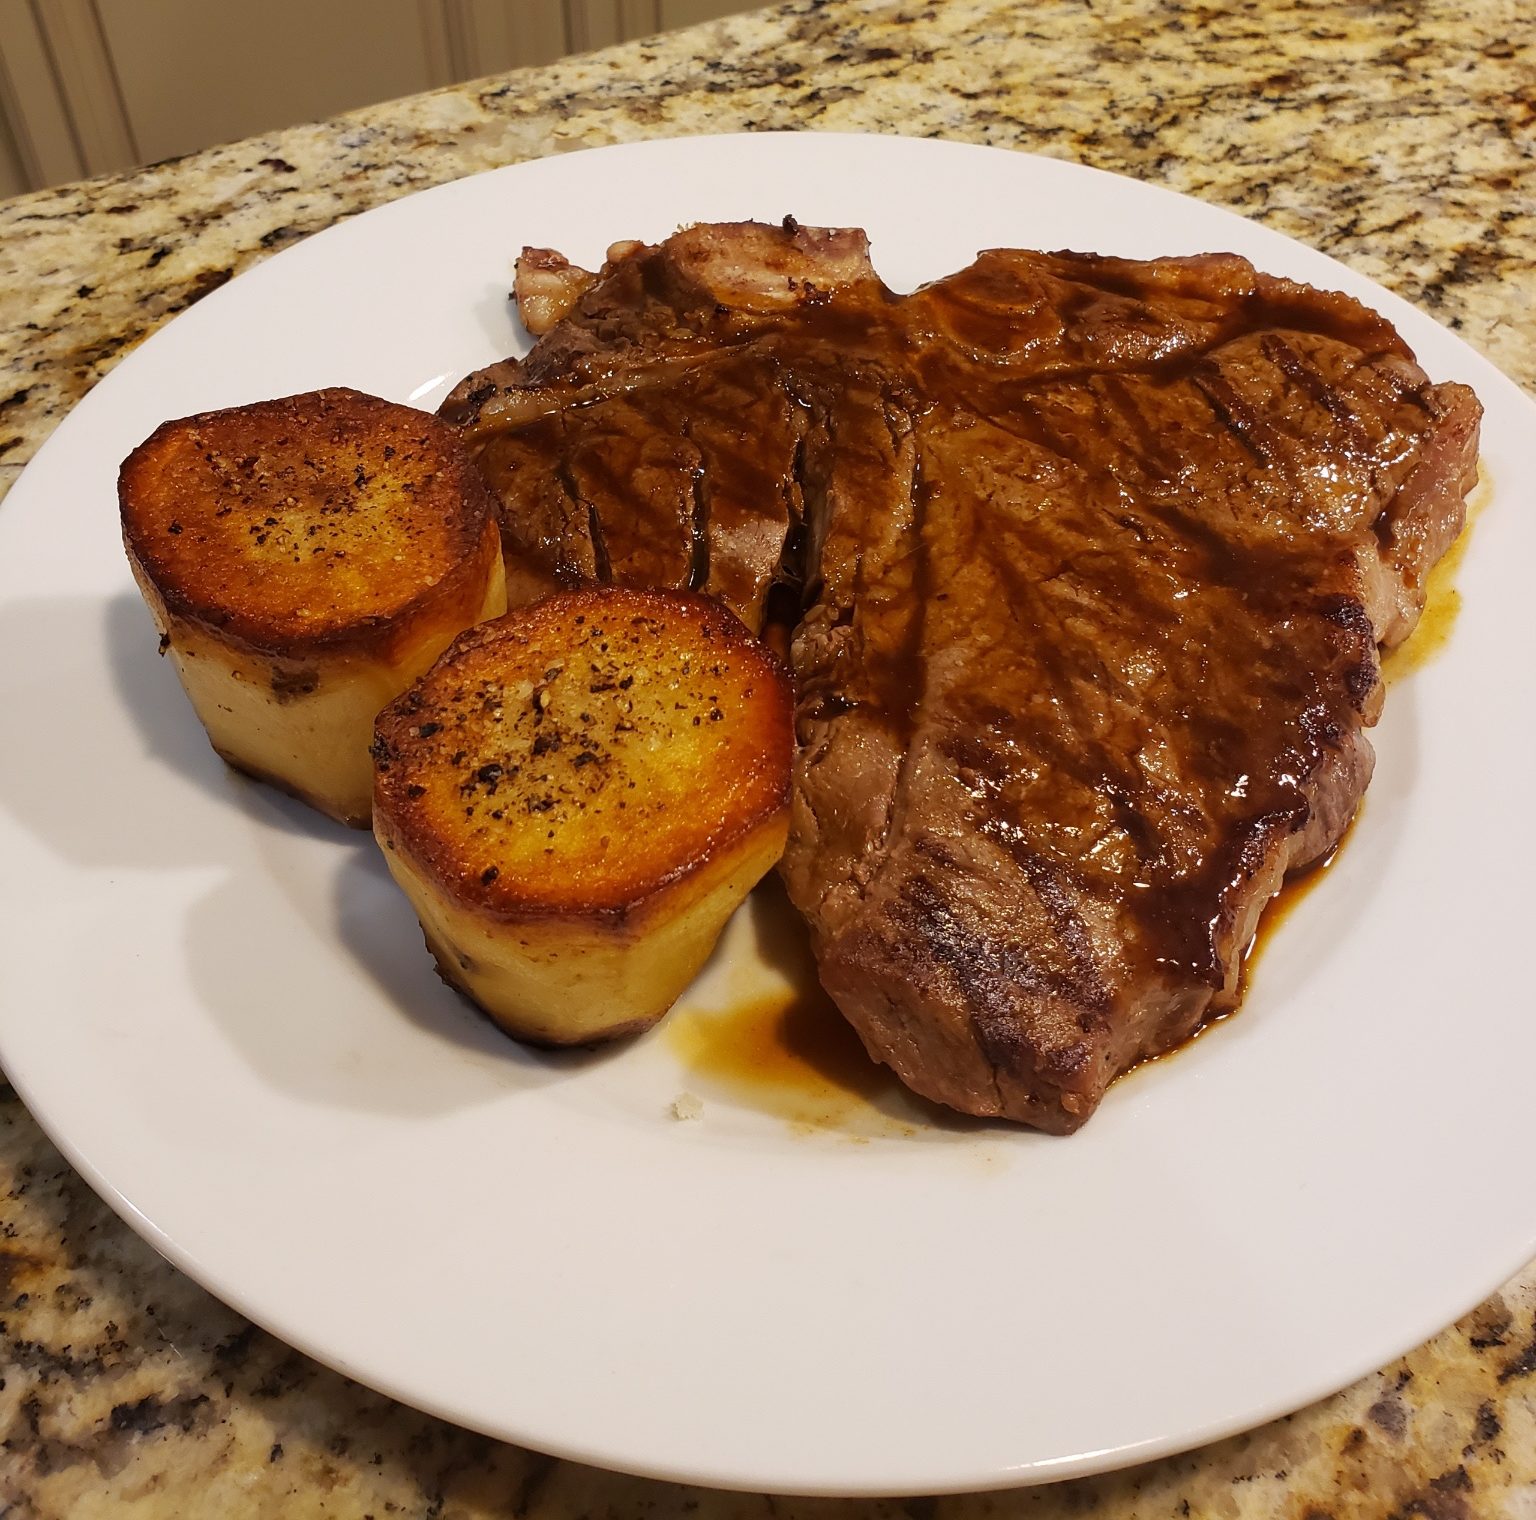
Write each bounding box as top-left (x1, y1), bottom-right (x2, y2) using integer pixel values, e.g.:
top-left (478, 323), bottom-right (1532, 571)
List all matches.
top-left (372, 588), bottom-right (794, 920)
top-left (119, 388), bottom-right (496, 652)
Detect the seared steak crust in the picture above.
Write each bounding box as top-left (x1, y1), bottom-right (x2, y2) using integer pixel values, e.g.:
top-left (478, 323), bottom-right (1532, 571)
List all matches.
top-left (442, 223), bottom-right (1480, 1131)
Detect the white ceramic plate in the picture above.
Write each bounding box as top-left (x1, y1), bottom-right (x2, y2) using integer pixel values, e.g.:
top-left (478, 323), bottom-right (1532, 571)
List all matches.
top-left (1, 133), bottom-right (1532, 1497)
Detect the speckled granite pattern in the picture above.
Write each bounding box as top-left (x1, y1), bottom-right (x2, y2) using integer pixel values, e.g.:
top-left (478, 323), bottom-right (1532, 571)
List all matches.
top-left (2, 0), bottom-right (1534, 1513)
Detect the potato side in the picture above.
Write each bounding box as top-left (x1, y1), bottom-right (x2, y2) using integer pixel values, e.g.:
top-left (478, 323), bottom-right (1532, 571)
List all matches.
top-left (120, 388), bottom-right (507, 825)
top-left (371, 587), bottom-right (794, 1044)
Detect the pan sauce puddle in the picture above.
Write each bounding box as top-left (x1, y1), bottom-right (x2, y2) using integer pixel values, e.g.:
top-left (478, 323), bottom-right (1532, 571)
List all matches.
top-left (666, 879), bottom-right (971, 1140)
top-left (670, 474), bottom-right (1481, 1125)
top-left (667, 984), bottom-right (901, 1137)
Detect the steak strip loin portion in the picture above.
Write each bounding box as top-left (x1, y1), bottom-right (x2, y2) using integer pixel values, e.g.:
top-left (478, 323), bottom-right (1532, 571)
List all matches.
top-left (442, 222), bottom-right (1481, 1132)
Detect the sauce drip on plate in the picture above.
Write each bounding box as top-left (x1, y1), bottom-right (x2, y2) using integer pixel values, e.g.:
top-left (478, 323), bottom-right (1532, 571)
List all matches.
top-left (1384, 464), bottom-right (1490, 682)
top-left (666, 880), bottom-right (971, 1138)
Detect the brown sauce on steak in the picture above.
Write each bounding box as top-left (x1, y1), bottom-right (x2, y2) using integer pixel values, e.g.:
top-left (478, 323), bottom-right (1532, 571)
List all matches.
top-left (444, 223), bottom-right (1481, 1131)
top-left (1118, 813), bottom-right (1356, 1084)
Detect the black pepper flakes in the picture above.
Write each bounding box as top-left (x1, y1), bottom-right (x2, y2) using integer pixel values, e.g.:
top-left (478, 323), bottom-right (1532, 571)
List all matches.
top-left (480, 866), bottom-right (499, 885)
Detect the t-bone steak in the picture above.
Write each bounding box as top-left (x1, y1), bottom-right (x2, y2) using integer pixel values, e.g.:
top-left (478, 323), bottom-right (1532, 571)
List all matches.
top-left (440, 221), bottom-right (1481, 1132)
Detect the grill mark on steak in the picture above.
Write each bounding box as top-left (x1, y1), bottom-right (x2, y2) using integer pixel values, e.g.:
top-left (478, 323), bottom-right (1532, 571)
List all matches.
top-left (870, 399), bottom-right (930, 730)
top-left (1095, 373), bottom-right (1180, 483)
top-left (868, 400), bottom-right (932, 872)
top-left (980, 820), bottom-right (1113, 1023)
top-left (442, 222), bottom-right (1481, 1131)
top-left (763, 431), bottom-right (813, 632)
top-left (552, 446), bottom-right (601, 587)
top-left (586, 500), bottom-right (613, 583)
top-left (1260, 333), bottom-right (1374, 448)
top-left (1191, 364), bottom-right (1276, 464)
top-left (682, 439), bottom-right (711, 592)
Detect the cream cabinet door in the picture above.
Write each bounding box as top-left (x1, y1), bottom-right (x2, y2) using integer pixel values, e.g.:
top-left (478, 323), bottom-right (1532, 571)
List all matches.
top-left (0, 114), bottom-right (25, 200)
top-left (0, 0), bottom-right (753, 194)
top-left (95, 0), bottom-right (454, 166)
top-left (659, 0), bottom-right (749, 25)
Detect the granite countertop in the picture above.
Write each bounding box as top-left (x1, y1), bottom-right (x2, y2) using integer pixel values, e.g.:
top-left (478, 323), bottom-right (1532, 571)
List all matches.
top-left (2, 0), bottom-right (1534, 1513)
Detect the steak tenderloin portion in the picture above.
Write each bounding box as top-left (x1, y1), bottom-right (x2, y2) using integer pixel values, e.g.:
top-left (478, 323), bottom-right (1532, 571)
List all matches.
top-left (442, 222), bottom-right (1480, 1132)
